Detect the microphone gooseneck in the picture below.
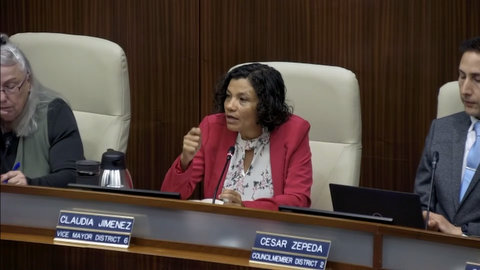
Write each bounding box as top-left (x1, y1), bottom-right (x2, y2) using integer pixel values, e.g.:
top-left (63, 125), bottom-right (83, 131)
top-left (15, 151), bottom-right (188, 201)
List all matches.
top-left (425, 151), bottom-right (439, 229)
top-left (212, 146), bottom-right (235, 204)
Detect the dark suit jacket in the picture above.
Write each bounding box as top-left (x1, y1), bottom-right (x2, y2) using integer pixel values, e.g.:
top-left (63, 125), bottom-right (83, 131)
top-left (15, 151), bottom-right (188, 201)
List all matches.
top-left (414, 112), bottom-right (480, 236)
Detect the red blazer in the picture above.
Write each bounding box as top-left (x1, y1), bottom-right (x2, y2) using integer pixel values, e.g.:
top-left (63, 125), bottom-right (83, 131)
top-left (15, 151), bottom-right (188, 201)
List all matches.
top-left (161, 113), bottom-right (312, 210)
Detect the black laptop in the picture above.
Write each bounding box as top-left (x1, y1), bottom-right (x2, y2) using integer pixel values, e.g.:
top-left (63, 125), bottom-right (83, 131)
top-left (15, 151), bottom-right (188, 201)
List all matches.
top-left (279, 205), bottom-right (393, 225)
top-left (329, 183), bottom-right (425, 229)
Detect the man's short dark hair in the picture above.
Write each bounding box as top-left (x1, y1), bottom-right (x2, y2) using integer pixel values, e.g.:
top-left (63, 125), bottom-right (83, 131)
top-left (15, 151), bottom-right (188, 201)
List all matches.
top-left (460, 36), bottom-right (480, 54)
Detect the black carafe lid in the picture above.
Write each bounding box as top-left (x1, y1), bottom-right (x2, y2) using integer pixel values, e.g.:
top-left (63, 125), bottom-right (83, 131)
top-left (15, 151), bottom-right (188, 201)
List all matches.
top-left (101, 149), bottom-right (126, 170)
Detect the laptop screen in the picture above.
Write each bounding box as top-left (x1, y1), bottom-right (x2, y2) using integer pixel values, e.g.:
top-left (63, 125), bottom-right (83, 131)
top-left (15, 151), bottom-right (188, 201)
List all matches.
top-left (329, 183), bottom-right (425, 229)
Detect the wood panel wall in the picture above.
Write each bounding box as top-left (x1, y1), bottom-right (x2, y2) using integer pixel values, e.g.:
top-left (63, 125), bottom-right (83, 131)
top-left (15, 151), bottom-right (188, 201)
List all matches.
top-left (0, 0), bottom-right (200, 191)
top-left (1, 0), bottom-right (479, 193)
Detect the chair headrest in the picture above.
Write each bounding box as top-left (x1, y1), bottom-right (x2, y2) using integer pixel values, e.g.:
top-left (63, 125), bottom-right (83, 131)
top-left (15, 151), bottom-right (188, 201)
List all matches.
top-left (10, 32), bottom-right (131, 116)
top-left (437, 81), bottom-right (463, 118)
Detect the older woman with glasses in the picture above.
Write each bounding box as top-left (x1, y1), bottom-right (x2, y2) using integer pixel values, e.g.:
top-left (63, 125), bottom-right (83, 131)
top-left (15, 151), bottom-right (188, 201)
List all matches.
top-left (0, 33), bottom-right (84, 186)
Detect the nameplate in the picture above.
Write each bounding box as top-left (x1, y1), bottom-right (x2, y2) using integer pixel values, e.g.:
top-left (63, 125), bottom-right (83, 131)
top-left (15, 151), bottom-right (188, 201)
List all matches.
top-left (54, 210), bottom-right (134, 248)
top-left (249, 231), bottom-right (331, 270)
top-left (466, 262), bottom-right (480, 270)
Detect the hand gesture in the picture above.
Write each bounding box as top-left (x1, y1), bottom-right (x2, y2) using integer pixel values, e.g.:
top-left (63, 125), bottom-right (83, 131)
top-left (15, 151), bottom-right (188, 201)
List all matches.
top-left (180, 127), bottom-right (201, 170)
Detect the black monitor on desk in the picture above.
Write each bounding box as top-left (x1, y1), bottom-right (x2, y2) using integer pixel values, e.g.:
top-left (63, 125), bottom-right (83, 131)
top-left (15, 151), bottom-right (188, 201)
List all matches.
top-left (329, 183), bottom-right (425, 229)
top-left (279, 205), bottom-right (394, 225)
top-left (67, 183), bottom-right (181, 200)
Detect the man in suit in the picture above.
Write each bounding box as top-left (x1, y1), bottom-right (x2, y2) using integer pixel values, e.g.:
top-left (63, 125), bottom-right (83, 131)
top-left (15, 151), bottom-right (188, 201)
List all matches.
top-left (414, 36), bottom-right (480, 237)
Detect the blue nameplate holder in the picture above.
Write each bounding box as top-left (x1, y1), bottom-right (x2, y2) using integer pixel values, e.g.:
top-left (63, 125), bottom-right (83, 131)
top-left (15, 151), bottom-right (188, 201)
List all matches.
top-left (250, 231), bottom-right (331, 270)
top-left (466, 262), bottom-right (480, 270)
top-left (54, 210), bottom-right (134, 248)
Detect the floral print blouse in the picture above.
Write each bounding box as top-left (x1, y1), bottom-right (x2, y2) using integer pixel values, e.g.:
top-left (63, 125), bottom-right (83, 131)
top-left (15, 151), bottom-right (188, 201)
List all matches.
top-left (223, 128), bottom-right (274, 201)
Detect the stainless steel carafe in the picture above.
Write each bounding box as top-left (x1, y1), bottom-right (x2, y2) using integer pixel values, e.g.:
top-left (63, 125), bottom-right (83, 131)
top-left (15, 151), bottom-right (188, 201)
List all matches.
top-left (99, 149), bottom-right (133, 189)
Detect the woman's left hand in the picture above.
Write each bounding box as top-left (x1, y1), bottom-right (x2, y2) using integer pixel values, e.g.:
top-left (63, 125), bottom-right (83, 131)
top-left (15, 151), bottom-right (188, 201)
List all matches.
top-left (219, 189), bottom-right (244, 207)
top-left (1, 170), bottom-right (28, 185)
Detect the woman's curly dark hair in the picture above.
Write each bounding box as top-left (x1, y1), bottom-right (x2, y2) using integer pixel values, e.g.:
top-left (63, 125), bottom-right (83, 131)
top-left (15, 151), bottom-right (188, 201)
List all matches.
top-left (214, 63), bottom-right (292, 131)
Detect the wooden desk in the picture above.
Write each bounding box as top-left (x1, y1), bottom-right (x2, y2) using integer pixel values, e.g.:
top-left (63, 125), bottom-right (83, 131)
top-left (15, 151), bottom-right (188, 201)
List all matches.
top-left (1, 185), bottom-right (479, 269)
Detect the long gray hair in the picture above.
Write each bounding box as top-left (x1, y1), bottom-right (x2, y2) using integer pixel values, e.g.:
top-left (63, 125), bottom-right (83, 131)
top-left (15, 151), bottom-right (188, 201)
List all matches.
top-left (1, 33), bottom-right (61, 137)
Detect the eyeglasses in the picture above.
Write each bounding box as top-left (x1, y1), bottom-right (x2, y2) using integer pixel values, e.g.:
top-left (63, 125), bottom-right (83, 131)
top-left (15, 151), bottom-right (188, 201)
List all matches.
top-left (0, 72), bottom-right (29, 95)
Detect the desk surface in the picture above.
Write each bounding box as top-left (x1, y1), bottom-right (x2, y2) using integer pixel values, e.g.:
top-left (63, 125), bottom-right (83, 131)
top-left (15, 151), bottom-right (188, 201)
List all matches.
top-left (1, 185), bottom-right (479, 269)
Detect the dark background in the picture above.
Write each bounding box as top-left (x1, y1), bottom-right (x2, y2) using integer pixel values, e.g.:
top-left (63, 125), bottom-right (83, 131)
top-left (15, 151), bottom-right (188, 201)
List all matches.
top-left (1, 0), bottom-right (479, 194)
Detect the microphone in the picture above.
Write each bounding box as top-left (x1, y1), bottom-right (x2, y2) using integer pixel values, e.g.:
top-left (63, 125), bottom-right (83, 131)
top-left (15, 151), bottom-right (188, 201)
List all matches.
top-left (212, 146), bottom-right (235, 204)
top-left (425, 151), bottom-right (439, 229)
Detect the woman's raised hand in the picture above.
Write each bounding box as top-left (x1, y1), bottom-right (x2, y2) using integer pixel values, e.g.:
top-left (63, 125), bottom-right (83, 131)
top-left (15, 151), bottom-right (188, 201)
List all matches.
top-left (180, 127), bottom-right (202, 170)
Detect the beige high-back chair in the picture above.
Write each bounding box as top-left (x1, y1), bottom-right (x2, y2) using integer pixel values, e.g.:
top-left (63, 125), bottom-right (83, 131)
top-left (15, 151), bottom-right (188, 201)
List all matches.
top-left (437, 81), bottom-right (463, 118)
top-left (233, 62), bottom-right (362, 210)
top-left (10, 32), bottom-right (131, 161)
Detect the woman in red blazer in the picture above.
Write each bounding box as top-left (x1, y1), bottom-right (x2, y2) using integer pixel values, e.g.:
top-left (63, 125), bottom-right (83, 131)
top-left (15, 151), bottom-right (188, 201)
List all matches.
top-left (161, 63), bottom-right (312, 211)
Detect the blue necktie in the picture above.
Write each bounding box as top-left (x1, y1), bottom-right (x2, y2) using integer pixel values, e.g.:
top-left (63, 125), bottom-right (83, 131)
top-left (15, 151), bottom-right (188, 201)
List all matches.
top-left (460, 121), bottom-right (480, 202)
